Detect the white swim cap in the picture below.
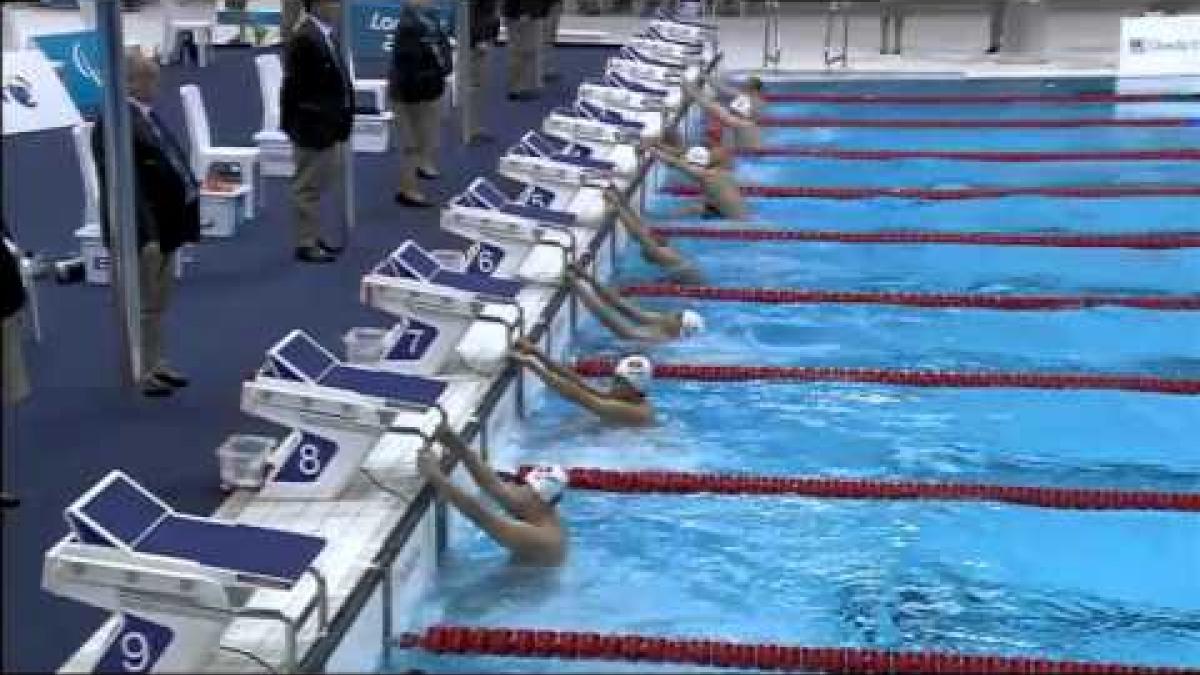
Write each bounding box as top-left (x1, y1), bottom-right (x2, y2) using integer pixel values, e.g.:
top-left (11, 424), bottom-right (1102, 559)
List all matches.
top-left (679, 309), bottom-right (705, 336)
top-left (615, 354), bottom-right (655, 392)
top-left (684, 146), bottom-right (711, 167)
top-left (729, 94), bottom-right (754, 118)
top-left (523, 464), bottom-right (568, 505)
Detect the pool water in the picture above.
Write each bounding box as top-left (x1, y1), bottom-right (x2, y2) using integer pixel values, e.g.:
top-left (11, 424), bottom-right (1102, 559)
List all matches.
top-left (382, 77), bottom-right (1200, 672)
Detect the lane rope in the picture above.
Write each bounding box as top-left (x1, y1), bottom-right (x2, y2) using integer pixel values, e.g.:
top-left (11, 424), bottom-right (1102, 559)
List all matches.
top-left (760, 91), bottom-right (1200, 105)
top-left (735, 147), bottom-right (1200, 162)
top-left (619, 284), bottom-right (1200, 311)
top-left (396, 625), bottom-right (1199, 673)
top-left (662, 184), bottom-right (1200, 200)
top-left (758, 116), bottom-right (1199, 128)
top-left (514, 466), bottom-right (1200, 512)
top-left (573, 359), bottom-right (1200, 395)
top-left (649, 227), bottom-right (1200, 249)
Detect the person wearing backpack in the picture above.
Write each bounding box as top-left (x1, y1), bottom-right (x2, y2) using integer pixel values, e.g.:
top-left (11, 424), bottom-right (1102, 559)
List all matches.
top-left (388, 0), bottom-right (453, 207)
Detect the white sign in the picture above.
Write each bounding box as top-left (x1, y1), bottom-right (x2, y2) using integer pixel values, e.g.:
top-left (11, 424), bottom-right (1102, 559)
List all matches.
top-left (2, 50), bottom-right (82, 135)
top-left (1119, 15), bottom-right (1200, 75)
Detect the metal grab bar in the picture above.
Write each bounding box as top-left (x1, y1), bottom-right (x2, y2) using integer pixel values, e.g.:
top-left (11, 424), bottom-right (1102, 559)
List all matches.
top-left (823, 1), bottom-right (851, 69)
top-left (762, 0), bottom-right (781, 68)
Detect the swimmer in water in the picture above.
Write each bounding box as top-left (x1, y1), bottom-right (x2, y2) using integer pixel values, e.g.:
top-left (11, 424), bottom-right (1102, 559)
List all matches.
top-left (645, 140), bottom-right (748, 220)
top-left (683, 74), bottom-right (764, 150)
top-left (417, 425), bottom-right (567, 565)
top-left (565, 260), bottom-right (705, 343)
top-left (510, 338), bottom-right (656, 426)
top-left (602, 186), bottom-right (704, 284)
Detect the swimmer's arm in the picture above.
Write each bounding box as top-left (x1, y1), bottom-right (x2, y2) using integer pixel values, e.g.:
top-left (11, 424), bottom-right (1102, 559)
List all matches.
top-left (424, 470), bottom-right (548, 551)
top-left (569, 277), bottom-right (659, 341)
top-left (435, 427), bottom-right (524, 513)
top-left (587, 277), bottom-right (665, 325)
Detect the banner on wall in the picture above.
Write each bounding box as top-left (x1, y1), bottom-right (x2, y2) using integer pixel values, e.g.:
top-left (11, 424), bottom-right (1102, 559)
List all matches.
top-left (2, 49), bottom-right (83, 136)
top-left (348, 0), bottom-right (456, 63)
top-left (32, 30), bottom-right (104, 116)
top-left (1119, 15), bottom-right (1200, 75)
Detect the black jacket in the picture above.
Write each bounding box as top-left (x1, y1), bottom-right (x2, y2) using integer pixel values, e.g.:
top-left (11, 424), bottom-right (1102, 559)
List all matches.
top-left (280, 16), bottom-right (354, 150)
top-left (0, 219), bottom-right (25, 320)
top-left (92, 104), bottom-right (201, 255)
top-left (387, 5), bottom-right (451, 104)
top-left (502, 0), bottom-right (546, 20)
top-left (470, 0), bottom-right (501, 47)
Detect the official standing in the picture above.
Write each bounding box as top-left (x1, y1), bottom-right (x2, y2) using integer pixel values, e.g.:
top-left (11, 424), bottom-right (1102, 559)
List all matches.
top-left (466, 0), bottom-right (501, 144)
top-left (986, 1), bottom-right (1007, 54)
top-left (539, 0), bottom-right (563, 83)
top-left (388, 0), bottom-right (453, 207)
top-left (504, 0), bottom-right (542, 100)
top-left (1, 218), bottom-right (26, 509)
top-left (93, 53), bottom-right (200, 398)
top-left (280, 0), bottom-right (304, 43)
top-left (280, 0), bottom-right (353, 263)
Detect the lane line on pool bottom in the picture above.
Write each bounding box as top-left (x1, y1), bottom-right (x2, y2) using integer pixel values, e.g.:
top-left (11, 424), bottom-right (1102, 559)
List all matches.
top-left (620, 285), bottom-right (1200, 311)
top-left (649, 227), bottom-right (1200, 249)
top-left (573, 360), bottom-right (1200, 395)
top-left (395, 624), bottom-right (1197, 673)
top-left (662, 184), bottom-right (1200, 200)
top-left (759, 91), bottom-right (1200, 105)
top-left (510, 466), bottom-right (1199, 512)
top-left (736, 147), bottom-right (1200, 162)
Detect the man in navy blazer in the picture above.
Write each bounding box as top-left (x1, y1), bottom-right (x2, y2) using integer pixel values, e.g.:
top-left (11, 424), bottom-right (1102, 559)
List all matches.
top-left (280, 0), bottom-right (353, 263)
top-left (93, 52), bottom-right (200, 397)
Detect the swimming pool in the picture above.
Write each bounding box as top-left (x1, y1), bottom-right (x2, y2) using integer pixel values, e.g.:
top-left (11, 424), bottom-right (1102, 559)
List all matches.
top-left (382, 76), bottom-right (1200, 673)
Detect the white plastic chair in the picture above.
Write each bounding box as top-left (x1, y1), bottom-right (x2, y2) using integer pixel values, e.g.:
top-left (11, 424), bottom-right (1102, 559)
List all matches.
top-left (72, 123), bottom-right (102, 230)
top-left (253, 53), bottom-right (295, 176)
top-left (180, 83), bottom-right (261, 218)
top-left (160, 0), bottom-right (217, 67)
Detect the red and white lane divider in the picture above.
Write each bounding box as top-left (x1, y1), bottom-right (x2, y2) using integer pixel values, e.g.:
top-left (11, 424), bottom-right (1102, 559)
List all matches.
top-left (573, 359), bottom-right (1200, 395)
top-left (619, 284), bottom-right (1200, 311)
top-left (662, 184), bottom-right (1200, 200)
top-left (649, 227), bottom-right (1200, 249)
top-left (735, 147), bottom-right (1200, 162)
top-left (760, 91), bottom-right (1200, 105)
top-left (757, 116), bottom-right (1199, 129)
top-left (513, 466), bottom-right (1200, 512)
top-left (395, 624), bottom-right (1198, 673)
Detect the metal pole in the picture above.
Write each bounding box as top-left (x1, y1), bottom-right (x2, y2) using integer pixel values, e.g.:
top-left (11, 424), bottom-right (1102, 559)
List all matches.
top-left (96, 0), bottom-right (142, 387)
top-left (339, 0), bottom-right (356, 243)
top-left (379, 564), bottom-right (394, 663)
top-left (456, 0), bottom-right (472, 144)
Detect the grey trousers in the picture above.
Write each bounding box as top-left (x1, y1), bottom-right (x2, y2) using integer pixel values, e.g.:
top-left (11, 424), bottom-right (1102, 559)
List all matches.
top-left (2, 313), bottom-right (29, 407)
top-left (291, 142), bottom-right (344, 248)
top-left (465, 45), bottom-right (490, 136)
top-left (879, 1), bottom-right (905, 55)
top-left (539, 2), bottom-right (563, 80)
top-left (138, 242), bottom-right (175, 378)
top-left (507, 15), bottom-right (541, 94)
top-left (392, 99), bottom-right (442, 195)
top-left (987, 1), bottom-right (1007, 50)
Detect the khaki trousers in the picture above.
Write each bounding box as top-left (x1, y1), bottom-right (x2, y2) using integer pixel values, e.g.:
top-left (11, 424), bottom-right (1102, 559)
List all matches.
top-left (2, 313), bottom-right (29, 407)
top-left (465, 44), bottom-right (490, 136)
top-left (291, 142), bottom-right (344, 248)
top-left (392, 100), bottom-right (442, 195)
top-left (138, 242), bottom-right (175, 378)
top-left (506, 16), bottom-right (540, 94)
top-left (539, 2), bottom-right (563, 81)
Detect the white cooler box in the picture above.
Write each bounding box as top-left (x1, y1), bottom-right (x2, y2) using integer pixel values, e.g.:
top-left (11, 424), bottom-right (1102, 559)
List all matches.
top-left (199, 185), bottom-right (250, 238)
top-left (353, 112), bottom-right (393, 153)
top-left (74, 223), bottom-right (188, 285)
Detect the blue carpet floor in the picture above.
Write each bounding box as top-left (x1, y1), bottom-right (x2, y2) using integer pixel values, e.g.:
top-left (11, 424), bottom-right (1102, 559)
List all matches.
top-left (1, 42), bottom-right (613, 673)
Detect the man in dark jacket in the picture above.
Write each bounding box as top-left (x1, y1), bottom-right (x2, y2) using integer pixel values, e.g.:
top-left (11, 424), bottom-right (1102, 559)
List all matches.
top-left (388, 0), bottom-right (451, 207)
top-left (465, 0), bottom-right (500, 143)
top-left (504, 0), bottom-right (544, 99)
top-left (93, 52), bottom-right (201, 397)
top-left (281, 0), bottom-right (353, 262)
top-left (1, 219), bottom-right (26, 508)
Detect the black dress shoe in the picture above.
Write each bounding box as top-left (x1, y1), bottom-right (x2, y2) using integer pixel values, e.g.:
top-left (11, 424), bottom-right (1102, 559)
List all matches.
top-left (141, 377), bottom-right (174, 398)
top-left (544, 72), bottom-right (562, 82)
top-left (295, 245), bottom-right (337, 263)
top-left (417, 167), bottom-right (441, 180)
top-left (507, 91), bottom-right (540, 101)
top-left (152, 367), bottom-right (189, 388)
top-left (316, 238), bottom-right (344, 254)
top-left (0, 492), bottom-right (20, 509)
top-left (393, 192), bottom-right (433, 208)
top-left (467, 132), bottom-right (495, 146)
